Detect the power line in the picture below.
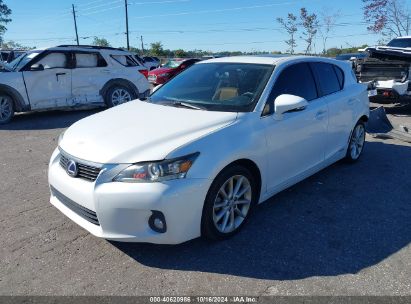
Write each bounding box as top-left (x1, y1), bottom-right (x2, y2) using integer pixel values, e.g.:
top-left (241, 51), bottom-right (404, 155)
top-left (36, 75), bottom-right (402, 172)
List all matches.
top-left (78, 0), bottom-right (190, 16)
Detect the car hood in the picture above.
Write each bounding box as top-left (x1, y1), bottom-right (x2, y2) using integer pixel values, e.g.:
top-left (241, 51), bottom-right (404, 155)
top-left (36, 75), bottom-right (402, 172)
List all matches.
top-left (59, 100), bottom-right (237, 164)
top-left (149, 67), bottom-right (175, 75)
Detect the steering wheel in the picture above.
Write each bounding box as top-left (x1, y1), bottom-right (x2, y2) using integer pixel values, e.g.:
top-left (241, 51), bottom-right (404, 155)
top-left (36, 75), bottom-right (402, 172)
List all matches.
top-left (241, 92), bottom-right (254, 99)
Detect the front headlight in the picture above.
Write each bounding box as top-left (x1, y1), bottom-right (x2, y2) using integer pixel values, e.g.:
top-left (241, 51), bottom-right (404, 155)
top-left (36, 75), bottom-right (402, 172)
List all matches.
top-left (58, 131), bottom-right (65, 145)
top-left (159, 73), bottom-right (170, 77)
top-left (113, 152), bottom-right (199, 183)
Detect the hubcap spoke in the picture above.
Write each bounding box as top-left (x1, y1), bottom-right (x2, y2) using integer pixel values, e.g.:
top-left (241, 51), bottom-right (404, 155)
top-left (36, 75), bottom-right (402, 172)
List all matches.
top-left (221, 210), bottom-right (230, 232)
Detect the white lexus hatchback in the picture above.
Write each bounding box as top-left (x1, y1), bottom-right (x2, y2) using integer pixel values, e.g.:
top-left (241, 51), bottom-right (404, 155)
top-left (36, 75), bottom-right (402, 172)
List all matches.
top-left (48, 55), bottom-right (369, 244)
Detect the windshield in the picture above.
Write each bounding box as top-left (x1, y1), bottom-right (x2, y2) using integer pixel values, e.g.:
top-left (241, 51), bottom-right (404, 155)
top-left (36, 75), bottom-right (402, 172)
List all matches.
top-left (149, 62), bottom-right (274, 112)
top-left (163, 60), bottom-right (181, 68)
top-left (6, 51), bottom-right (41, 71)
top-left (387, 38), bottom-right (411, 48)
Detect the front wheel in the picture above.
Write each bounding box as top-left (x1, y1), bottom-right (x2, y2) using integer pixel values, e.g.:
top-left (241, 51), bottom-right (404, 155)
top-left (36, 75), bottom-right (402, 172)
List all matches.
top-left (0, 94), bottom-right (14, 124)
top-left (345, 121), bottom-right (366, 162)
top-left (201, 165), bottom-right (258, 240)
top-left (105, 85), bottom-right (135, 107)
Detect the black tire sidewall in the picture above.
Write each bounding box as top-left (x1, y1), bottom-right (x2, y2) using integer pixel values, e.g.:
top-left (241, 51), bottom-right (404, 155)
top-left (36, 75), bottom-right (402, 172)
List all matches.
top-left (105, 85), bottom-right (135, 108)
top-left (0, 95), bottom-right (14, 124)
top-left (201, 165), bottom-right (258, 240)
top-left (345, 121), bottom-right (366, 162)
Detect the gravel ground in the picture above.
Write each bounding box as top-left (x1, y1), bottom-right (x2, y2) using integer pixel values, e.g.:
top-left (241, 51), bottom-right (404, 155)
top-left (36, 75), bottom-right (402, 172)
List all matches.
top-left (0, 103), bottom-right (410, 296)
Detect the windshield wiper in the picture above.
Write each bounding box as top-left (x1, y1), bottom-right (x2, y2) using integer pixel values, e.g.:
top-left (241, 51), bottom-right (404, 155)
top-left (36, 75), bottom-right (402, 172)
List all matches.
top-left (171, 101), bottom-right (206, 110)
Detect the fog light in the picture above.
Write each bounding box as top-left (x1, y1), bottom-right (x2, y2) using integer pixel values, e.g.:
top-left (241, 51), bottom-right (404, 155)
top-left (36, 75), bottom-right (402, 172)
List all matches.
top-left (154, 218), bottom-right (164, 230)
top-left (148, 211), bottom-right (167, 233)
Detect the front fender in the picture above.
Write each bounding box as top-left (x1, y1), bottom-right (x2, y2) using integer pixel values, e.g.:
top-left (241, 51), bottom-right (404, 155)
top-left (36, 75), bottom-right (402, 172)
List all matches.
top-left (167, 113), bottom-right (268, 200)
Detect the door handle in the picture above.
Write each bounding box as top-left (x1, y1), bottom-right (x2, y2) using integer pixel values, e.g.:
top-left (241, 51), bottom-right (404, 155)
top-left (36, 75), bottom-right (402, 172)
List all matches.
top-left (348, 98), bottom-right (356, 105)
top-left (55, 72), bottom-right (66, 81)
top-left (315, 110), bottom-right (327, 120)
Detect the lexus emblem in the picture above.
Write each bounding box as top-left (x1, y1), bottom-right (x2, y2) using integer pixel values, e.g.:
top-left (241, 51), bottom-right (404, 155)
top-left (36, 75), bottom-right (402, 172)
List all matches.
top-left (66, 160), bottom-right (78, 177)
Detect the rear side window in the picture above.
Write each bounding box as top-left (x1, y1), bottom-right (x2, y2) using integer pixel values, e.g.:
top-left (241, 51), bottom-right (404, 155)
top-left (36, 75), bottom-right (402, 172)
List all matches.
top-left (75, 53), bottom-right (107, 68)
top-left (111, 55), bottom-right (138, 67)
top-left (333, 66), bottom-right (344, 89)
top-left (310, 62), bottom-right (341, 96)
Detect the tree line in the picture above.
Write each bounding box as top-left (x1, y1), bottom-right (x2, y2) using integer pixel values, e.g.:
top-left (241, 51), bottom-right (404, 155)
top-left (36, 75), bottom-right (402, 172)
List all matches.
top-left (0, 0), bottom-right (410, 57)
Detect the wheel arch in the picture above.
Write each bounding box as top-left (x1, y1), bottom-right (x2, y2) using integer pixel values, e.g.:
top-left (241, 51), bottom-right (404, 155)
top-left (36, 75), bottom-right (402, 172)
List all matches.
top-left (214, 158), bottom-right (262, 203)
top-left (99, 78), bottom-right (139, 100)
top-left (0, 84), bottom-right (29, 112)
top-left (359, 115), bottom-right (368, 122)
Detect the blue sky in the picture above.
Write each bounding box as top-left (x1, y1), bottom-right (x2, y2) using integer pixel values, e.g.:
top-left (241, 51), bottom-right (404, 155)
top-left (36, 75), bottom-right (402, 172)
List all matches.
top-left (4, 0), bottom-right (411, 53)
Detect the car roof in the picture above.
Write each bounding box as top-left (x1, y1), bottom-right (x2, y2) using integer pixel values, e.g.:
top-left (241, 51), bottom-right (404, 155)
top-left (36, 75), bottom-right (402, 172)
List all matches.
top-left (44, 45), bottom-right (133, 55)
top-left (199, 55), bottom-right (338, 65)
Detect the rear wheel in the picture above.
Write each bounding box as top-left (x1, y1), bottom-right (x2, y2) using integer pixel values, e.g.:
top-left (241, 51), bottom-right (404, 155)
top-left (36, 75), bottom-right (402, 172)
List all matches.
top-left (0, 94), bottom-right (14, 124)
top-left (105, 85), bottom-right (135, 107)
top-left (201, 165), bottom-right (258, 240)
top-left (345, 121), bottom-right (366, 162)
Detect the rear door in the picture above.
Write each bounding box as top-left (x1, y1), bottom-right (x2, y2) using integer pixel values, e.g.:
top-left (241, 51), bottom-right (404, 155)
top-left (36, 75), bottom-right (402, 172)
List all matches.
top-left (22, 51), bottom-right (72, 110)
top-left (71, 51), bottom-right (109, 105)
top-left (310, 62), bottom-right (353, 160)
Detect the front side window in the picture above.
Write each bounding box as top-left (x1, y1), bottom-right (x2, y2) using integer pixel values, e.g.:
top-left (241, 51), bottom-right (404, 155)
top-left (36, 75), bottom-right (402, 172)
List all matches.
top-left (8, 51), bottom-right (41, 71)
top-left (36, 52), bottom-right (67, 69)
top-left (149, 62), bottom-right (274, 112)
top-left (111, 55), bottom-right (138, 67)
top-left (270, 62), bottom-right (317, 101)
top-left (310, 62), bottom-right (341, 96)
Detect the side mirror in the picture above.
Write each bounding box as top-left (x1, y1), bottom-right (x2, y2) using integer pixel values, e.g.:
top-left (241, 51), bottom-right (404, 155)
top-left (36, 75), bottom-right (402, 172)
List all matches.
top-left (350, 56), bottom-right (356, 61)
top-left (152, 84), bottom-right (163, 93)
top-left (30, 64), bottom-right (44, 71)
top-left (274, 94), bottom-right (308, 120)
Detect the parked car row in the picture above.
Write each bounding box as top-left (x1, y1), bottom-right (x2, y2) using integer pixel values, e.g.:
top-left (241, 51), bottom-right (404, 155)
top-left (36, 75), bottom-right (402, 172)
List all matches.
top-left (0, 45), bottom-right (151, 124)
top-left (148, 58), bottom-right (201, 85)
top-left (0, 44), bottom-right (216, 124)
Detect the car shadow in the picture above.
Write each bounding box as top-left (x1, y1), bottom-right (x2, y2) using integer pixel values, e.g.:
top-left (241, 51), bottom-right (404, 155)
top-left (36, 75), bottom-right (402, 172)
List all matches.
top-left (0, 109), bottom-right (102, 131)
top-left (111, 141), bottom-right (411, 280)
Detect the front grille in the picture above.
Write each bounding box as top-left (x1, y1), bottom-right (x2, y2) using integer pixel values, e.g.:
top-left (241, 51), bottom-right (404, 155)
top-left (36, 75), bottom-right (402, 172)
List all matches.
top-left (59, 153), bottom-right (102, 182)
top-left (51, 186), bottom-right (100, 226)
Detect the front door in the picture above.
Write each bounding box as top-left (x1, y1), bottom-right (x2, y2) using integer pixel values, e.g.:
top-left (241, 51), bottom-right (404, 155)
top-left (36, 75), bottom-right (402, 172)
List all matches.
top-left (263, 62), bottom-right (328, 193)
top-left (23, 52), bottom-right (72, 110)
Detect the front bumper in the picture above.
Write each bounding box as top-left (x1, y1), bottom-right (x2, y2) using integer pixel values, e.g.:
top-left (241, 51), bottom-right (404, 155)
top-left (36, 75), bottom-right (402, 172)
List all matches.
top-left (48, 148), bottom-right (210, 244)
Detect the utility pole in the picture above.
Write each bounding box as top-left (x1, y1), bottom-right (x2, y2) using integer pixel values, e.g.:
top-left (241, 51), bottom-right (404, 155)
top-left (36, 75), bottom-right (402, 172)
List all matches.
top-left (72, 4), bottom-right (79, 46)
top-left (125, 0), bottom-right (130, 50)
top-left (140, 35), bottom-right (144, 55)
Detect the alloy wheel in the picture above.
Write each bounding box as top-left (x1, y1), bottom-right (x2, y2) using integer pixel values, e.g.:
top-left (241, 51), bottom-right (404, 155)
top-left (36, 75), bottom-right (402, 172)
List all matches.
top-left (0, 96), bottom-right (12, 122)
top-left (111, 88), bottom-right (132, 106)
top-left (212, 175), bottom-right (252, 234)
top-left (349, 123), bottom-right (365, 160)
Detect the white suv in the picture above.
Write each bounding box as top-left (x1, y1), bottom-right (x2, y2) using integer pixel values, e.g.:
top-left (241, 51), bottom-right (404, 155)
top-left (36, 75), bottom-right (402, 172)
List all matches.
top-left (0, 45), bottom-right (150, 124)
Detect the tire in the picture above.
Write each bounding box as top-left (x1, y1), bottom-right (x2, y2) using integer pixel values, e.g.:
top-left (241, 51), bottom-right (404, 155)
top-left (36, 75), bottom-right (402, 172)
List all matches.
top-left (201, 165), bottom-right (258, 240)
top-left (345, 121), bottom-right (366, 162)
top-left (105, 85), bottom-right (136, 108)
top-left (0, 94), bottom-right (14, 124)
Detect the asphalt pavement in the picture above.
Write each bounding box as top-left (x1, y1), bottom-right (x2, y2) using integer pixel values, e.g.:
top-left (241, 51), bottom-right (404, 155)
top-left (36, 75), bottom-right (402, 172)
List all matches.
top-left (0, 104), bottom-right (410, 296)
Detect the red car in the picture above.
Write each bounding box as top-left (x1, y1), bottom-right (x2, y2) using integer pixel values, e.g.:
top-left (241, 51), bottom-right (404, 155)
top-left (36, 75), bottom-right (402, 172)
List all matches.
top-left (148, 58), bottom-right (200, 85)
